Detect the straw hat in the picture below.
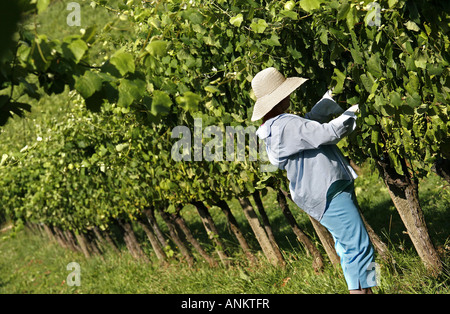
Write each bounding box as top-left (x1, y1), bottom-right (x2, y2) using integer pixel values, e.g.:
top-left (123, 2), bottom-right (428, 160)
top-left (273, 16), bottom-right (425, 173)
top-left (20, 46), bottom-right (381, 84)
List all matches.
top-left (251, 67), bottom-right (308, 121)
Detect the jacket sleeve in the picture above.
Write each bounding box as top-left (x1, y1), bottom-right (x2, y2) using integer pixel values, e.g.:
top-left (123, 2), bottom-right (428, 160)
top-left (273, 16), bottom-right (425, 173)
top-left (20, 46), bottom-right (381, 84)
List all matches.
top-left (304, 91), bottom-right (344, 123)
top-left (272, 112), bottom-right (357, 157)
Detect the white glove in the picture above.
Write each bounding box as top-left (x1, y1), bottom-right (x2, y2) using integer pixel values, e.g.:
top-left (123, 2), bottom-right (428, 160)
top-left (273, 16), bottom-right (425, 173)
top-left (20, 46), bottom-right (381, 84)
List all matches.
top-left (322, 89), bottom-right (334, 101)
top-left (346, 104), bottom-right (359, 113)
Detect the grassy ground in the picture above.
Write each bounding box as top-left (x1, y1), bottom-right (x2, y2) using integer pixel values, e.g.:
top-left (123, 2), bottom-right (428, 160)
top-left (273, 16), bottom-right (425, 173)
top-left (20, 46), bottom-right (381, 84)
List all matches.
top-left (0, 220), bottom-right (448, 294)
top-left (1, 165), bottom-right (449, 294)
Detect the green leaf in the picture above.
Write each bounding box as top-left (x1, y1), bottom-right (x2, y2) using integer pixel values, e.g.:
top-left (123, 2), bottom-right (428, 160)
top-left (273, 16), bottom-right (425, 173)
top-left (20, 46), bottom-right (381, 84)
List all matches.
top-left (426, 64), bottom-right (443, 76)
top-left (262, 34), bottom-right (281, 47)
top-left (176, 91), bottom-right (202, 112)
top-left (404, 21), bottom-right (420, 32)
top-left (388, 0), bottom-right (398, 8)
top-left (0, 154), bottom-right (8, 166)
top-left (388, 151), bottom-right (403, 175)
top-left (405, 73), bottom-right (420, 94)
top-left (118, 79), bottom-right (145, 107)
top-left (371, 130), bottom-right (380, 153)
top-left (17, 44), bottom-right (31, 63)
top-left (151, 90), bottom-right (172, 115)
top-left (300, 0), bottom-right (322, 12)
top-left (186, 10), bottom-right (204, 24)
top-left (145, 40), bottom-right (168, 57)
top-left (319, 29), bottom-right (328, 45)
top-left (110, 52), bottom-right (135, 76)
top-left (350, 48), bottom-right (363, 65)
top-left (81, 25), bottom-right (98, 44)
top-left (404, 56), bottom-right (417, 71)
top-left (280, 10), bottom-right (298, 20)
top-left (250, 19), bottom-right (268, 33)
top-left (367, 54), bottom-right (382, 78)
top-left (332, 68), bottom-right (345, 94)
top-left (374, 94), bottom-right (385, 114)
top-left (346, 6), bottom-right (357, 30)
top-left (406, 93), bottom-right (421, 108)
top-left (337, 1), bottom-right (350, 20)
top-left (37, 0), bottom-right (50, 14)
top-left (390, 91), bottom-right (402, 108)
top-left (364, 115), bottom-right (377, 126)
top-left (68, 39), bottom-right (88, 64)
top-left (284, 1), bottom-right (296, 10)
top-left (414, 57), bottom-right (427, 69)
top-left (75, 71), bottom-right (103, 99)
top-left (204, 85), bottom-right (221, 94)
top-left (229, 14), bottom-right (244, 27)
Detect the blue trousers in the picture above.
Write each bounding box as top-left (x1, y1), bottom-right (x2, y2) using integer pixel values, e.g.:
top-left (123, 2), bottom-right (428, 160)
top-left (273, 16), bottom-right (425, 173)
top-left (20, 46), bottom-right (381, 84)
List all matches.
top-left (320, 183), bottom-right (376, 290)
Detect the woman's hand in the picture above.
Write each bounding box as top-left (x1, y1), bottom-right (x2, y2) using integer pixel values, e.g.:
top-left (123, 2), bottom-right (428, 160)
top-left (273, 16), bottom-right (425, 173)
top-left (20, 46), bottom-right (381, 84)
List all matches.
top-left (346, 104), bottom-right (359, 113)
top-left (322, 89), bottom-right (334, 100)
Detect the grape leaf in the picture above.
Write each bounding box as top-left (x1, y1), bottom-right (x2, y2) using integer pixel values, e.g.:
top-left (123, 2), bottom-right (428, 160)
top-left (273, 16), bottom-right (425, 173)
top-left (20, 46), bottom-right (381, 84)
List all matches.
top-left (230, 14), bottom-right (244, 27)
top-left (75, 71), bottom-right (103, 99)
top-left (300, 0), bottom-right (322, 12)
top-left (110, 52), bottom-right (135, 77)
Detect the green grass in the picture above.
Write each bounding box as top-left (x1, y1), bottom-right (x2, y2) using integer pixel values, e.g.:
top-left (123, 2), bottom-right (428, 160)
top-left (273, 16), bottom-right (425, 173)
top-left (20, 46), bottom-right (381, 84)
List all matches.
top-left (1, 165), bottom-right (449, 294)
top-left (0, 223), bottom-right (448, 294)
top-left (0, 226), bottom-right (341, 294)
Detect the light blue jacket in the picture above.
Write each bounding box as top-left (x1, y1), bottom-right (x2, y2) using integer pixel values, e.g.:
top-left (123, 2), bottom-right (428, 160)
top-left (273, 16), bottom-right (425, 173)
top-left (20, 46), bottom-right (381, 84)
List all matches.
top-left (256, 94), bottom-right (358, 221)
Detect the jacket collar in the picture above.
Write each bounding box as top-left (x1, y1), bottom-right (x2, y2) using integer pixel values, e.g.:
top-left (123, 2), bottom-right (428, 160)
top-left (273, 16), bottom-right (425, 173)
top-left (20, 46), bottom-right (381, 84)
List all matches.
top-left (255, 113), bottom-right (291, 139)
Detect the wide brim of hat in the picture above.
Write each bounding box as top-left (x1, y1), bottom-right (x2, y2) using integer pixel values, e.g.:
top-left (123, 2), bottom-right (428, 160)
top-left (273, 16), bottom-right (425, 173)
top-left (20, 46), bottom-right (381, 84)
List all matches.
top-left (251, 77), bottom-right (308, 121)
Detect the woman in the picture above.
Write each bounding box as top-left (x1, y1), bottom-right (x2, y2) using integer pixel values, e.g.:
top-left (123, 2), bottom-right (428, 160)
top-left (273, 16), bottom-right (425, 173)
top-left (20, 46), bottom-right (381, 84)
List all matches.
top-left (252, 67), bottom-right (376, 294)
